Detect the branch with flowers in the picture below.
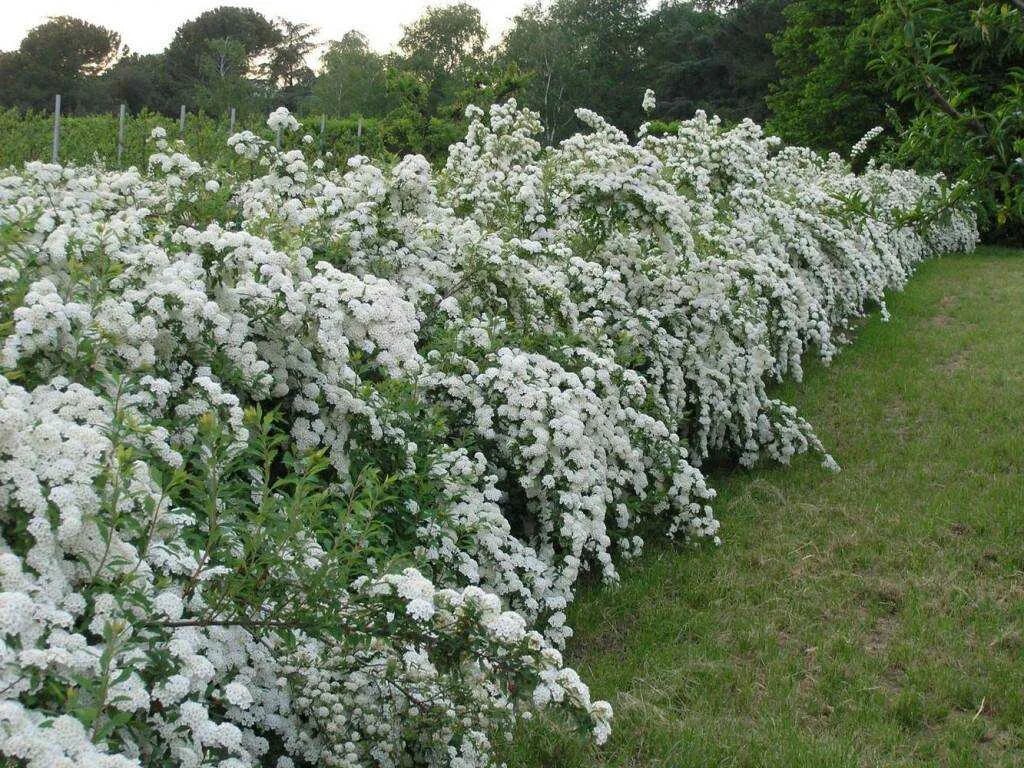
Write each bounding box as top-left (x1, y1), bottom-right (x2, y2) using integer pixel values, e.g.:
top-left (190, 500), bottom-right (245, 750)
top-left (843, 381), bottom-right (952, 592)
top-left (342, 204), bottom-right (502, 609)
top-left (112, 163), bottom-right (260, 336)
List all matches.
top-left (0, 97), bottom-right (976, 767)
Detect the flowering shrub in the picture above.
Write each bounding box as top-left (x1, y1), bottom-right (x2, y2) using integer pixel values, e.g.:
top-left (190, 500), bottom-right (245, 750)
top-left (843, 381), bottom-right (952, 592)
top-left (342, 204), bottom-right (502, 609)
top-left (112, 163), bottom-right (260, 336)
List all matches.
top-left (0, 102), bottom-right (976, 767)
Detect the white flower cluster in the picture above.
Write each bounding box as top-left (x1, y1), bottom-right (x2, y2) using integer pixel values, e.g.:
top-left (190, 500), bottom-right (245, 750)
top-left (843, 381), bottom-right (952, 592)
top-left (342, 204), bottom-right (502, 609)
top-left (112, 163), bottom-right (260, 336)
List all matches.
top-left (0, 101), bottom-right (976, 767)
top-left (642, 88), bottom-right (656, 114)
top-left (267, 107), bottom-right (301, 134)
top-left (227, 130), bottom-right (267, 161)
top-left (147, 126), bottom-right (203, 183)
top-left (851, 125), bottom-right (885, 158)
top-left (284, 569), bottom-right (612, 767)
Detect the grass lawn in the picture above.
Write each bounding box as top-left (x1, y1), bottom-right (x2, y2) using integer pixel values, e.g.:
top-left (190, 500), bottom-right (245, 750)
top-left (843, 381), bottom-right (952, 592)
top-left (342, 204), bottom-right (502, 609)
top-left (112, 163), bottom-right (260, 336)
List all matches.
top-left (505, 246), bottom-right (1024, 768)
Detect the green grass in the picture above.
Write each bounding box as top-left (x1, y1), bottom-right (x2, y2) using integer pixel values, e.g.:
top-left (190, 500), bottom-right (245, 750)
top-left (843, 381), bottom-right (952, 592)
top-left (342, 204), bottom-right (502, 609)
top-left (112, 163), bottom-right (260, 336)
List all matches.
top-left (506, 246), bottom-right (1024, 768)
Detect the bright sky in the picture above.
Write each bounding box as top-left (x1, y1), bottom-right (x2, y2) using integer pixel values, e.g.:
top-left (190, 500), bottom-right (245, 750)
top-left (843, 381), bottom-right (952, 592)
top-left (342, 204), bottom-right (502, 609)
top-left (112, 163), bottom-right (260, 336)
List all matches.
top-left (0, 0), bottom-right (537, 58)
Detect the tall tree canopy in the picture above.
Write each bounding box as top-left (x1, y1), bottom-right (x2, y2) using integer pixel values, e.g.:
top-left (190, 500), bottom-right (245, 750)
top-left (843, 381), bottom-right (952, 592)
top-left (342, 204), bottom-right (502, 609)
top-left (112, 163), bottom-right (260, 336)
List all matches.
top-left (767, 0), bottom-right (887, 151)
top-left (164, 6), bottom-right (281, 111)
top-left (0, 16), bottom-right (122, 111)
top-left (646, 0), bottom-right (787, 124)
top-left (499, 3), bottom-right (575, 141)
top-left (770, 0), bottom-right (1024, 237)
top-left (399, 3), bottom-right (487, 76)
top-left (501, 0), bottom-right (647, 140)
top-left (264, 20), bottom-right (318, 87)
top-left (398, 3), bottom-right (489, 113)
top-left (104, 53), bottom-right (175, 114)
top-left (869, 0), bottom-right (1024, 238)
top-left (310, 31), bottom-right (391, 117)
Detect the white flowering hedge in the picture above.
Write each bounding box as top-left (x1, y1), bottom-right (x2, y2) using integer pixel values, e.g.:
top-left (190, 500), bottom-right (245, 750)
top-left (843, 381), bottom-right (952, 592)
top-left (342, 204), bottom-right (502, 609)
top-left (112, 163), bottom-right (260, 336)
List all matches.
top-left (0, 100), bottom-right (976, 768)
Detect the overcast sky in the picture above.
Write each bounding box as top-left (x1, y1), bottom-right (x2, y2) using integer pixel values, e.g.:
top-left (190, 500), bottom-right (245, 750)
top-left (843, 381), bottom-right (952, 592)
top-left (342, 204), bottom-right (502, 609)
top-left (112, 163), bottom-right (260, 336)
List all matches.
top-left (0, 1), bottom-right (537, 58)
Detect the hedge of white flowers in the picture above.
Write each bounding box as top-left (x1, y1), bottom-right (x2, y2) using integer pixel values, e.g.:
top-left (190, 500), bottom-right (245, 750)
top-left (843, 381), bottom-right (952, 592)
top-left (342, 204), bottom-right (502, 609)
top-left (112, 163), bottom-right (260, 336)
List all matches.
top-left (0, 99), bottom-right (976, 768)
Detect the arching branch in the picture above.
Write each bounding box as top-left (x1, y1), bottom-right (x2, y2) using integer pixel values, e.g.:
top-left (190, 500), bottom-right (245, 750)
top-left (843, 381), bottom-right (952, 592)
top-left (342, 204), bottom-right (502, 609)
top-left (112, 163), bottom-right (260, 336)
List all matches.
top-left (922, 79), bottom-right (986, 135)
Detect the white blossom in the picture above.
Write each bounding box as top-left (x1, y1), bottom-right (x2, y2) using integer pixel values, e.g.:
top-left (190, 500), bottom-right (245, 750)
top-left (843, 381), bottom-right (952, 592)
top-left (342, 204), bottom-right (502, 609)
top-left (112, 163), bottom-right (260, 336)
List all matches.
top-left (0, 102), bottom-right (976, 768)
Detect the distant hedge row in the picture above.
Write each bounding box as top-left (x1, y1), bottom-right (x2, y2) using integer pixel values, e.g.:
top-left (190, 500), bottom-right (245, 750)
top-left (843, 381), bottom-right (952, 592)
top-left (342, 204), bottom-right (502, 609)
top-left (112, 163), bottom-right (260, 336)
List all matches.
top-left (0, 108), bottom-right (467, 168)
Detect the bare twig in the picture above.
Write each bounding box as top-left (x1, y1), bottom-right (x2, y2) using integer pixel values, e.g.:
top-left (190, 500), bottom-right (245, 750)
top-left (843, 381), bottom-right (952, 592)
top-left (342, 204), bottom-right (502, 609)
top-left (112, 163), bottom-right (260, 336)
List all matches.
top-left (972, 697), bottom-right (986, 721)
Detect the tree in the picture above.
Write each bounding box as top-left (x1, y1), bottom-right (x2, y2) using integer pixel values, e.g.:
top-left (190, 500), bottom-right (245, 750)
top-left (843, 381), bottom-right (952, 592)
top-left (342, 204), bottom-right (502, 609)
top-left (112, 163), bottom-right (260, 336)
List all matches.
top-left (0, 16), bottom-right (122, 111)
top-left (645, 0), bottom-right (787, 124)
top-left (264, 19), bottom-right (319, 109)
top-left (500, 3), bottom-right (575, 141)
top-left (165, 7), bottom-right (281, 111)
top-left (770, 0), bottom-right (1024, 238)
top-left (399, 3), bottom-right (487, 77)
top-left (767, 0), bottom-right (888, 151)
top-left (868, 0), bottom-right (1024, 238)
top-left (501, 0), bottom-right (647, 140)
top-left (397, 3), bottom-right (489, 114)
top-left (309, 31), bottom-right (391, 116)
top-left (192, 37), bottom-right (260, 116)
top-left (644, 3), bottom-right (723, 120)
top-left (714, 0), bottom-right (790, 122)
top-left (104, 53), bottom-right (175, 114)
top-left (552, 0), bottom-right (647, 133)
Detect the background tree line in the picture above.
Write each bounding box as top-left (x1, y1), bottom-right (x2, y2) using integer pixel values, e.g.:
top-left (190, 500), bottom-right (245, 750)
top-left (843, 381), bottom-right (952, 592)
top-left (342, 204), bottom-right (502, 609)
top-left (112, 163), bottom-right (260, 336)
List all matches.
top-left (0, 1), bottom-right (792, 133)
top-left (0, 0), bottom-right (1020, 238)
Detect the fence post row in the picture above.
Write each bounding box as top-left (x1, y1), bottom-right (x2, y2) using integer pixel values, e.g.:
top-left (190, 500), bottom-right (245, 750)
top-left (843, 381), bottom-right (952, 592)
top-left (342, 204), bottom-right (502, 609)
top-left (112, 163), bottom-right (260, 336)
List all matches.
top-left (46, 101), bottom-right (371, 167)
top-left (117, 104), bottom-right (126, 167)
top-left (51, 94), bottom-right (61, 165)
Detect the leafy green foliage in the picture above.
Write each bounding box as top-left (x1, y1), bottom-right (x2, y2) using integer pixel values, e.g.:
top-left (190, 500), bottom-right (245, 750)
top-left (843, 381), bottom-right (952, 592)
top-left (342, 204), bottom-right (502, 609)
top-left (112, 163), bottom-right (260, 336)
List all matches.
top-left (500, 0), bottom-right (648, 141)
top-left (648, 0), bottom-right (787, 124)
top-left (0, 16), bottom-right (122, 112)
top-left (308, 32), bottom-right (391, 117)
top-left (868, 0), bottom-right (1024, 240)
top-left (104, 53), bottom-right (176, 115)
top-left (0, 107), bottom-right (466, 168)
top-left (164, 6), bottom-right (281, 84)
top-left (770, 0), bottom-right (1024, 239)
top-left (768, 0), bottom-right (891, 151)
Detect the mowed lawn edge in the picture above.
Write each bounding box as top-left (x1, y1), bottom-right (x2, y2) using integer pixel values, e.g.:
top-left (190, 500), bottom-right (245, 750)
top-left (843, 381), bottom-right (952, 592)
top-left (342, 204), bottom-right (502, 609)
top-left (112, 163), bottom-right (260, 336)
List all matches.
top-left (506, 246), bottom-right (1024, 768)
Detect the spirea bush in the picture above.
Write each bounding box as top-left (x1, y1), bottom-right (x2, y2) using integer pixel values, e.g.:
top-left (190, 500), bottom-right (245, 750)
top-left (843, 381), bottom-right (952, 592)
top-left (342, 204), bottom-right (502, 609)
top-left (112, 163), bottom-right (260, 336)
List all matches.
top-left (0, 101), bottom-right (976, 768)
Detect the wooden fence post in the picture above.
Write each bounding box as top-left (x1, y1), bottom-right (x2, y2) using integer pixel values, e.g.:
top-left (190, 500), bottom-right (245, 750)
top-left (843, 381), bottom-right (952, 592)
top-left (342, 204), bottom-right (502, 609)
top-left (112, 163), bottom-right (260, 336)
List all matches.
top-left (320, 113), bottom-right (326, 153)
top-left (117, 104), bottom-right (126, 166)
top-left (51, 94), bottom-right (61, 164)
top-left (179, 105), bottom-right (186, 135)
top-left (229, 107), bottom-right (236, 135)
